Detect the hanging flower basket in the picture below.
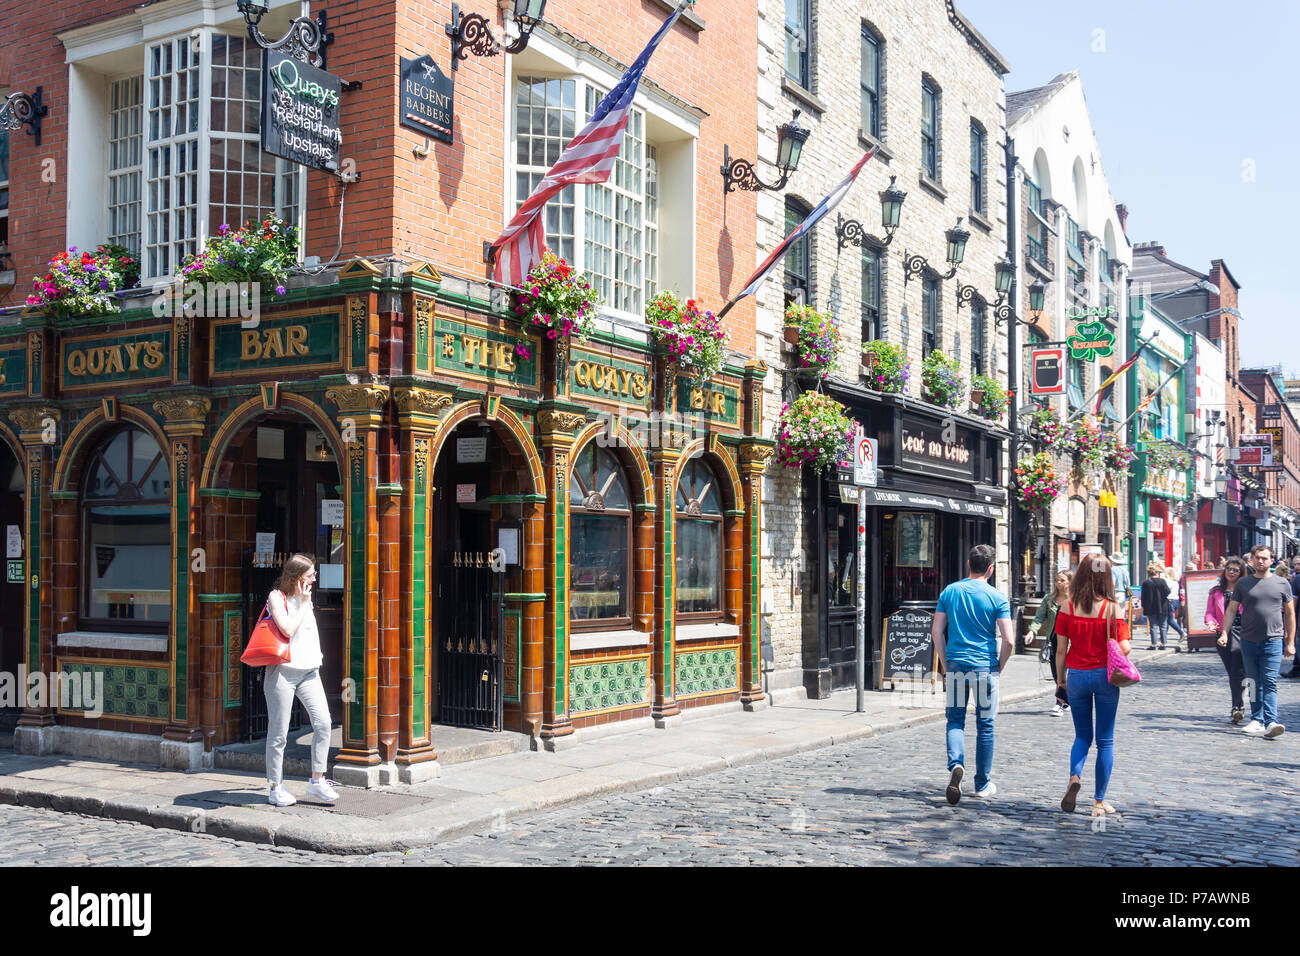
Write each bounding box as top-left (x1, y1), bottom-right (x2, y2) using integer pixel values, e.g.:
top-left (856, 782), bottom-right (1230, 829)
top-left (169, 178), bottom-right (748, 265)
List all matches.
top-left (26, 245), bottom-right (133, 320)
top-left (646, 291), bottom-right (729, 381)
top-left (1014, 452), bottom-right (1064, 511)
top-left (775, 392), bottom-right (857, 474)
top-left (784, 304), bottom-right (842, 380)
top-left (510, 249), bottom-right (600, 361)
top-left (859, 340), bottom-right (909, 393)
top-left (969, 374), bottom-right (1008, 422)
top-left (1060, 417), bottom-right (1104, 473)
top-left (1029, 405), bottom-right (1065, 451)
top-left (1101, 432), bottom-right (1137, 474)
top-left (176, 216), bottom-right (299, 297)
top-left (782, 325), bottom-right (801, 345)
top-left (1140, 431), bottom-right (1193, 472)
top-left (920, 351), bottom-right (965, 409)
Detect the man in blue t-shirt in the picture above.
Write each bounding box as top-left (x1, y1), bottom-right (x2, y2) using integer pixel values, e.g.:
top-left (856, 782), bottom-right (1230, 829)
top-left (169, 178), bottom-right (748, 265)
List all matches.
top-left (932, 544), bottom-right (1014, 804)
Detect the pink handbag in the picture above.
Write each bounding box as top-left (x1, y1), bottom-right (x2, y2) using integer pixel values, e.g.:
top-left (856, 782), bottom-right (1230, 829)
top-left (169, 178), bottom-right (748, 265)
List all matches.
top-left (1106, 611), bottom-right (1142, 687)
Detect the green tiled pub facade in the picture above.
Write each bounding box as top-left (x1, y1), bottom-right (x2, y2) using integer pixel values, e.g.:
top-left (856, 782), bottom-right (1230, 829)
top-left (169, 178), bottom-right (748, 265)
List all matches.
top-left (0, 262), bottom-right (773, 783)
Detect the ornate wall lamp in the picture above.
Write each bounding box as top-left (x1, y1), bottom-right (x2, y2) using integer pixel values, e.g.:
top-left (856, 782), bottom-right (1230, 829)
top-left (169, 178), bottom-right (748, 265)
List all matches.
top-left (834, 175), bottom-right (907, 252)
top-left (903, 217), bottom-right (969, 284)
top-left (993, 257), bottom-right (1046, 327)
top-left (446, 0), bottom-right (549, 68)
top-left (721, 110), bottom-right (810, 192)
top-left (0, 88), bottom-right (48, 146)
top-left (237, 0), bottom-right (334, 67)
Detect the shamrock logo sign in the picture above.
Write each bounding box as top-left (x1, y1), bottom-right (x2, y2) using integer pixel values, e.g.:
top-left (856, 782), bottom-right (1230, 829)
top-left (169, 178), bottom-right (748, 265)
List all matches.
top-left (1067, 321), bottom-right (1116, 362)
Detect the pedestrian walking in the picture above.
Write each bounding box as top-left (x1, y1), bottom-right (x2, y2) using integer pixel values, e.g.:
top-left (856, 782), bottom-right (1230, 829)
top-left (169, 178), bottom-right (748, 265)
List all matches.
top-left (1222, 545), bottom-right (1296, 739)
top-left (1205, 557), bottom-right (1248, 724)
top-left (932, 544), bottom-right (1015, 805)
top-left (1110, 552), bottom-right (1131, 611)
top-left (1140, 565), bottom-right (1171, 649)
top-left (1288, 558), bottom-right (1300, 679)
top-left (1053, 554), bottom-right (1132, 816)
top-left (1165, 566), bottom-right (1186, 645)
top-left (1028, 570), bottom-right (1073, 716)
top-left (263, 553), bottom-right (339, 807)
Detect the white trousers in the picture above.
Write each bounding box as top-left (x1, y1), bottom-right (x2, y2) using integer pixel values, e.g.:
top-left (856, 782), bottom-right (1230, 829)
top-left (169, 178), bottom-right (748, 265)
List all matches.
top-left (263, 665), bottom-right (331, 786)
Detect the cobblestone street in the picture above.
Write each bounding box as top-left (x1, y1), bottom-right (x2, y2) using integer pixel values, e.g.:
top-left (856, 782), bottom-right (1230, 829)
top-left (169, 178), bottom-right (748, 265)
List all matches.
top-left (2, 654), bottom-right (1295, 865)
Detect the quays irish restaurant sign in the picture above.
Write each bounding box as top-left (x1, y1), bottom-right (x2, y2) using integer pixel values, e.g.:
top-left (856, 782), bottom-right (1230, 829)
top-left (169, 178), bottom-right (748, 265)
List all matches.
top-left (261, 50), bottom-right (343, 173)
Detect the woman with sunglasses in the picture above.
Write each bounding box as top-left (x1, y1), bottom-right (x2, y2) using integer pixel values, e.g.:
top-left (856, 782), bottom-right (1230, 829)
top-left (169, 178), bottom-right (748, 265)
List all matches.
top-left (1205, 557), bottom-right (1248, 724)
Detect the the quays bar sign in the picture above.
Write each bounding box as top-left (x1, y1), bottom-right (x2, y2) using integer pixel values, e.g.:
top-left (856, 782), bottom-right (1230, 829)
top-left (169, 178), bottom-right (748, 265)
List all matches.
top-left (897, 414), bottom-right (975, 482)
top-left (261, 50), bottom-right (343, 174)
top-left (676, 377), bottom-right (741, 428)
top-left (432, 315), bottom-right (540, 391)
top-left (210, 312), bottom-right (343, 379)
top-left (400, 55), bottom-right (454, 144)
top-left (568, 347), bottom-right (652, 410)
top-left (59, 326), bottom-right (172, 393)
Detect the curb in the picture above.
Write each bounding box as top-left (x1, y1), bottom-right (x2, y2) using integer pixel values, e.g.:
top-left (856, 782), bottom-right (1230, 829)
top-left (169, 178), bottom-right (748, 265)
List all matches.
top-left (6, 650), bottom-right (1181, 855)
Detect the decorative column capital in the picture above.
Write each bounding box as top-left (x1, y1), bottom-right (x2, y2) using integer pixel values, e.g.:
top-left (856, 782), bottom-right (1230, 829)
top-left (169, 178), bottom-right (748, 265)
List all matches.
top-left (9, 406), bottom-right (61, 444)
top-left (325, 384), bottom-right (390, 426)
top-left (153, 395), bottom-right (211, 437)
top-left (537, 407), bottom-right (586, 448)
top-left (738, 439), bottom-right (776, 474)
top-left (393, 387), bottom-right (454, 429)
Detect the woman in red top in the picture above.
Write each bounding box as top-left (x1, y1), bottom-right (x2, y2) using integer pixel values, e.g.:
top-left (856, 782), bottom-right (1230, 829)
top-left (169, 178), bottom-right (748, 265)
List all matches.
top-left (1053, 555), bottom-right (1132, 815)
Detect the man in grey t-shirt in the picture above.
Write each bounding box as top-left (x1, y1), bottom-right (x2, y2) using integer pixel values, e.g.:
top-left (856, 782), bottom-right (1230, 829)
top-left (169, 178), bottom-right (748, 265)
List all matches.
top-left (1224, 545), bottom-right (1296, 737)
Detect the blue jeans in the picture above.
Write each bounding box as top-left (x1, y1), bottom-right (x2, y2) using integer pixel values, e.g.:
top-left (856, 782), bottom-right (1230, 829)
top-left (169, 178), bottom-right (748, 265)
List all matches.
top-left (1240, 639), bottom-right (1282, 726)
top-left (1146, 614), bottom-right (1168, 646)
top-left (1167, 600), bottom-right (1185, 639)
top-left (1067, 666), bottom-right (1120, 801)
top-left (945, 669), bottom-right (999, 792)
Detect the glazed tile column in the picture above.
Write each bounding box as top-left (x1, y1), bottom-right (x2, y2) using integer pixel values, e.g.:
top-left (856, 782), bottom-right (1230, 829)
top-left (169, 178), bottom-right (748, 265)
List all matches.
top-left (8, 407), bottom-right (60, 754)
top-left (154, 396), bottom-right (211, 770)
top-left (392, 386), bottom-right (453, 783)
top-left (325, 384), bottom-right (390, 787)
top-left (650, 443), bottom-right (684, 726)
top-left (537, 405), bottom-right (586, 745)
top-left (738, 440), bottom-right (775, 707)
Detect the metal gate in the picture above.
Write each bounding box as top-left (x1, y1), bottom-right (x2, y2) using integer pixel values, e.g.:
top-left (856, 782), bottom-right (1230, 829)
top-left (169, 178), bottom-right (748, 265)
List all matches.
top-left (240, 549), bottom-right (304, 741)
top-left (438, 551), bottom-right (504, 730)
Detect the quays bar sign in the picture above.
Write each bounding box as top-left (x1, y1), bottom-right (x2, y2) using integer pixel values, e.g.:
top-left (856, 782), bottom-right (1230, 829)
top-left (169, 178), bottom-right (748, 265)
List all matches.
top-left (568, 347), bottom-right (652, 410)
top-left (210, 311), bottom-right (343, 379)
top-left (432, 315), bottom-right (539, 391)
top-left (60, 327), bottom-right (171, 392)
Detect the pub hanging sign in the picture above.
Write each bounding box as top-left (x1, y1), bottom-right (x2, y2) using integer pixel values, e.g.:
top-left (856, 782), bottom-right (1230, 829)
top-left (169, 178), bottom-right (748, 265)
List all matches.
top-left (261, 50), bottom-right (343, 173)
top-left (1066, 320), bottom-right (1116, 362)
top-left (401, 55), bottom-right (454, 144)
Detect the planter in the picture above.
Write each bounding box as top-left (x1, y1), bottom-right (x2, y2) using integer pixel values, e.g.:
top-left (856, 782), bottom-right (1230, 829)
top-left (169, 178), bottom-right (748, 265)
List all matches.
top-left (970, 388), bottom-right (986, 407)
top-left (782, 325), bottom-right (800, 345)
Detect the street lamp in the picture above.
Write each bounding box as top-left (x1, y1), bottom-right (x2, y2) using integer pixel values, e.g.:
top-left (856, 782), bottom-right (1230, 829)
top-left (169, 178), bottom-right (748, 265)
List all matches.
top-left (835, 175), bottom-right (908, 252)
top-left (903, 218), bottom-right (970, 285)
top-left (1214, 471), bottom-right (1228, 497)
top-left (1029, 276), bottom-right (1047, 314)
top-left (722, 110), bottom-right (811, 192)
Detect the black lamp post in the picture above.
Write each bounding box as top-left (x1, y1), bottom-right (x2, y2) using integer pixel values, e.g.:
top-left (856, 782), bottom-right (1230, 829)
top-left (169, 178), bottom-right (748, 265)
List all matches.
top-left (904, 217), bottom-right (969, 284)
top-left (237, 0), bottom-right (334, 68)
top-left (722, 110), bottom-right (810, 193)
top-left (0, 88), bottom-right (48, 146)
top-left (447, 0), bottom-right (549, 66)
top-left (835, 175), bottom-right (907, 252)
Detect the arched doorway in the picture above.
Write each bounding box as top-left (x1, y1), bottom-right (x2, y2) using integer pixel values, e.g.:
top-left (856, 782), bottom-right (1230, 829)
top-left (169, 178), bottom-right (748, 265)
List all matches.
top-left (0, 435), bottom-right (23, 732)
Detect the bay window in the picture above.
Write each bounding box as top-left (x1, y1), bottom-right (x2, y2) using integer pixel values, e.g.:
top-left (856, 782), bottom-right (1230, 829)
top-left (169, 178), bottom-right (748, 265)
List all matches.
top-left (569, 445), bottom-right (632, 628)
top-left (675, 459), bottom-right (723, 619)
top-left (0, 127), bottom-right (8, 257)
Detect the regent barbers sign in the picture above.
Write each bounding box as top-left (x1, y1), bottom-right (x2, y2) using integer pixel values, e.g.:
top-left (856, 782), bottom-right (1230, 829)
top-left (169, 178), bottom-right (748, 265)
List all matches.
top-left (401, 55), bottom-right (454, 144)
top-left (261, 50), bottom-right (343, 173)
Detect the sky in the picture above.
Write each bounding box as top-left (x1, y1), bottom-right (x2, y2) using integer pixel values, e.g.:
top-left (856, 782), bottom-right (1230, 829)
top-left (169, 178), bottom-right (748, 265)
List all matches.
top-left (959, 0), bottom-right (1300, 375)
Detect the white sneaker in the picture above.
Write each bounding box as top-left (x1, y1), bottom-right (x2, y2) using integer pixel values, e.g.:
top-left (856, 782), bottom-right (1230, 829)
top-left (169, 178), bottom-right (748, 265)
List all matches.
top-left (268, 784), bottom-right (297, 807)
top-left (1264, 722), bottom-right (1286, 739)
top-left (306, 778), bottom-right (341, 802)
top-left (1242, 720), bottom-right (1266, 736)
top-left (972, 783), bottom-right (997, 799)
top-left (1050, 703), bottom-right (1064, 717)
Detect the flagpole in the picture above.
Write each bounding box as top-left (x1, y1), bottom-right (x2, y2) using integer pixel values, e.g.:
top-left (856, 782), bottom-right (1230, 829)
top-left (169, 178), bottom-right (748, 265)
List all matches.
top-left (1064, 332), bottom-right (1157, 426)
top-left (1121, 353), bottom-right (1194, 432)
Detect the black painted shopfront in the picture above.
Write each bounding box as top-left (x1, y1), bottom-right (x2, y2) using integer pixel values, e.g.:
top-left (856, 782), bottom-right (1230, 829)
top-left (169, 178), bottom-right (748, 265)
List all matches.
top-left (801, 386), bottom-right (1007, 697)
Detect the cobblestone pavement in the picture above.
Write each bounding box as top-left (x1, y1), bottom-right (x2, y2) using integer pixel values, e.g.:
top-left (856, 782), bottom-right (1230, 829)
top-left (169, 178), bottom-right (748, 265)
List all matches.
top-left (2, 654), bottom-right (1295, 865)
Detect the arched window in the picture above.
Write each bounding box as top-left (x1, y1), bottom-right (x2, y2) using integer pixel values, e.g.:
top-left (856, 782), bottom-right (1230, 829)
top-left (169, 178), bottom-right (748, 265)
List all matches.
top-left (569, 444), bottom-right (631, 628)
top-left (81, 426), bottom-right (171, 630)
top-left (675, 458), bottom-right (724, 619)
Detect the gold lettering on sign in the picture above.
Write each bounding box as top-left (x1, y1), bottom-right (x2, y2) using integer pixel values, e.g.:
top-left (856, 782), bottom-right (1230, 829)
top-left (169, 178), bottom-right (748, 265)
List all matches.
top-left (66, 339), bottom-right (167, 378)
top-left (690, 387), bottom-right (727, 415)
top-left (241, 326), bottom-right (310, 362)
top-left (572, 360), bottom-right (649, 399)
top-left (458, 334), bottom-right (516, 372)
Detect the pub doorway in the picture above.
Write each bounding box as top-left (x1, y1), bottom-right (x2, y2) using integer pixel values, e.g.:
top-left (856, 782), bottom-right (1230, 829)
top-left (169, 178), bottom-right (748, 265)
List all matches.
top-left (231, 419), bottom-right (346, 739)
top-left (0, 441), bottom-right (23, 732)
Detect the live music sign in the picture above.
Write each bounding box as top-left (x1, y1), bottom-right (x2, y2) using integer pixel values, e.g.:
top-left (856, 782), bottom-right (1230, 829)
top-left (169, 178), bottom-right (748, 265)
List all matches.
top-left (1030, 347), bottom-right (1066, 395)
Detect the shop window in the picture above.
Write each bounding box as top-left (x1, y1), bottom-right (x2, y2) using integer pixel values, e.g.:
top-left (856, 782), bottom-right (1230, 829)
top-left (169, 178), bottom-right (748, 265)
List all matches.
top-left (81, 426), bottom-right (171, 631)
top-left (569, 444), bottom-right (631, 628)
top-left (785, 0), bottom-right (811, 89)
top-left (675, 458), bottom-right (724, 619)
top-left (860, 25), bottom-right (882, 140)
top-left (784, 197), bottom-right (811, 309)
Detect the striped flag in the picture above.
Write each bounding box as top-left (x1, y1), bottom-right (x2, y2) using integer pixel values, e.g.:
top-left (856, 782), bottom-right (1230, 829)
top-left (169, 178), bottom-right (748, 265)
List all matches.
top-left (1090, 348), bottom-right (1143, 416)
top-left (489, 1), bottom-right (689, 287)
top-left (718, 148), bottom-right (876, 317)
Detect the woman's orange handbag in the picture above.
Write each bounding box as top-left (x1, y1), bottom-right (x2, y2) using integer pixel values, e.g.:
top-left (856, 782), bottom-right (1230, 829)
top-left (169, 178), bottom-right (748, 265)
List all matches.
top-left (239, 591), bottom-right (291, 667)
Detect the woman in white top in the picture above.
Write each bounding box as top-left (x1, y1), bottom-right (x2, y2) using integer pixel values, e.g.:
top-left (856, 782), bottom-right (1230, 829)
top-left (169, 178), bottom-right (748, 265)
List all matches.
top-left (264, 553), bottom-right (338, 807)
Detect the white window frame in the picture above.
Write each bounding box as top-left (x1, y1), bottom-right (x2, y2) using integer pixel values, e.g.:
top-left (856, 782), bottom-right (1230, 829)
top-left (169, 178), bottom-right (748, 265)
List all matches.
top-left (506, 31), bottom-right (698, 325)
top-left (106, 74), bottom-right (144, 253)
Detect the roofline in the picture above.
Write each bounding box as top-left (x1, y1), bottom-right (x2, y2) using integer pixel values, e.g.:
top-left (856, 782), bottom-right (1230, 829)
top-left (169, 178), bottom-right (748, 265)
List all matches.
top-left (1211, 258), bottom-right (1243, 291)
top-left (947, 1), bottom-right (1011, 76)
top-left (1131, 245), bottom-right (1209, 282)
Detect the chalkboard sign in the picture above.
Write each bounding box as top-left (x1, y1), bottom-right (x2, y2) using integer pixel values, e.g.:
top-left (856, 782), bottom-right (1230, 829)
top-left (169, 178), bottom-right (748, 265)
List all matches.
top-left (881, 606), bottom-right (937, 685)
top-left (1182, 569), bottom-right (1221, 651)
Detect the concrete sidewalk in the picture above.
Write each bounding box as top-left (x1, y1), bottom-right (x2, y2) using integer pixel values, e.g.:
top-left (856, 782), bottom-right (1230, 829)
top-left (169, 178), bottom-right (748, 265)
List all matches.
top-left (0, 648), bottom-right (1178, 855)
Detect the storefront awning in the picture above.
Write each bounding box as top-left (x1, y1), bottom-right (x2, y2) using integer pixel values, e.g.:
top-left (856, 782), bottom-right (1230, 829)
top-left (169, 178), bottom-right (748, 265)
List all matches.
top-left (861, 488), bottom-right (1006, 519)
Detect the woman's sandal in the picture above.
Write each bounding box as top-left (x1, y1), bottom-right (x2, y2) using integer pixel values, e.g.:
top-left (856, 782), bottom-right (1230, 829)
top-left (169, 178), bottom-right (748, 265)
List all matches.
top-left (1061, 776), bottom-right (1082, 813)
top-left (1094, 800), bottom-right (1116, 815)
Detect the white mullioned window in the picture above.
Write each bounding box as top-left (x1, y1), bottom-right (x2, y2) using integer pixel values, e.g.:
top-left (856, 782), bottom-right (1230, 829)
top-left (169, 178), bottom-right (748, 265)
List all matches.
top-left (145, 35), bottom-right (201, 278)
top-left (107, 76), bottom-right (143, 253)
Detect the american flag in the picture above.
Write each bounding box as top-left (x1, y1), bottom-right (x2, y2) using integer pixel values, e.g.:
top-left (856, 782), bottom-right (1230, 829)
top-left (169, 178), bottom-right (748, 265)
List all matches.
top-left (718, 149), bottom-right (877, 317)
top-left (489, 1), bottom-right (689, 287)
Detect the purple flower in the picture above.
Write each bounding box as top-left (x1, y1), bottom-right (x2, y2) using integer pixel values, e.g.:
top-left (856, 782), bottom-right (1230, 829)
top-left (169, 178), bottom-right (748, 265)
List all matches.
top-left (275, 285), bottom-right (286, 295)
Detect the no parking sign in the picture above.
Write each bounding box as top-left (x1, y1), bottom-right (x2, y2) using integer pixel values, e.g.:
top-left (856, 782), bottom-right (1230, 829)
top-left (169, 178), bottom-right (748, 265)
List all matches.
top-left (854, 435), bottom-right (877, 487)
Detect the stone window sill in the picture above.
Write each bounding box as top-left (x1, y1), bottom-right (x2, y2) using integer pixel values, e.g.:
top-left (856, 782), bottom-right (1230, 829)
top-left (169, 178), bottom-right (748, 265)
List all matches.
top-left (648, 0), bottom-right (705, 31)
top-left (858, 130), bottom-right (892, 162)
top-left (781, 76), bottom-right (826, 115)
top-left (676, 622), bottom-right (741, 642)
top-left (569, 629), bottom-right (651, 652)
top-left (1026, 257), bottom-right (1053, 282)
top-left (57, 631), bottom-right (169, 652)
top-left (968, 209), bottom-right (993, 233)
top-left (918, 172), bottom-right (947, 200)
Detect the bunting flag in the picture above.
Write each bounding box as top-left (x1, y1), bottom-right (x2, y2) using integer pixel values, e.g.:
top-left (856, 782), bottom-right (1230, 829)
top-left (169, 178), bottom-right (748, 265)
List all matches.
top-left (488, 1), bottom-right (690, 287)
top-left (717, 148), bottom-right (877, 317)
top-left (1090, 348), bottom-right (1143, 416)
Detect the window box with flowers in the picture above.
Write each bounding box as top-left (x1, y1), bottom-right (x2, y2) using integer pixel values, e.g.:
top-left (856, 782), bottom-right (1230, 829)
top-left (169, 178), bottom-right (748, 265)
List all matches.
top-left (176, 216), bottom-right (299, 300)
top-left (26, 244), bottom-right (140, 320)
top-left (1015, 452), bottom-right (1063, 511)
top-left (969, 374), bottom-right (1008, 423)
top-left (645, 291), bottom-right (728, 382)
top-left (511, 249), bottom-right (599, 361)
top-left (920, 351), bottom-right (965, 409)
top-left (859, 340), bottom-right (909, 393)
top-left (784, 304), bottom-right (842, 380)
top-left (775, 392), bottom-right (857, 475)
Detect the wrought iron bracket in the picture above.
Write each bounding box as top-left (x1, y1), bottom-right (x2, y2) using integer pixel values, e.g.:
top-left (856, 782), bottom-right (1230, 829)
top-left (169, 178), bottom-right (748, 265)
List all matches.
top-left (446, 2), bottom-right (539, 69)
top-left (955, 283), bottom-right (979, 313)
top-left (241, 9), bottom-right (334, 69)
top-left (0, 88), bottom-right (48, 146)
top-left (835, 213), bottom-right (896, 253)
top-left (902, 251), bottom-right (930, 285)
top-left (721, 143), bottom-right (792, 193)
